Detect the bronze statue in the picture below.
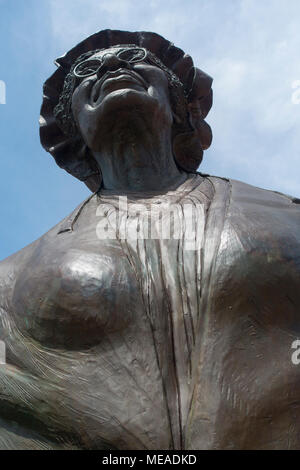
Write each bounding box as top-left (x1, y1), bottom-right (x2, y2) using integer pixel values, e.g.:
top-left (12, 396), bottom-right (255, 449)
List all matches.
top-left (0, 29), bottom-right (300, 450)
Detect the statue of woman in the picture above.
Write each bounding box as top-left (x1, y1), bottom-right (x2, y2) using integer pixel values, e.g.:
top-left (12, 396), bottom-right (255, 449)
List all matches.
top-left (0, 29), bottom-right (299, 450)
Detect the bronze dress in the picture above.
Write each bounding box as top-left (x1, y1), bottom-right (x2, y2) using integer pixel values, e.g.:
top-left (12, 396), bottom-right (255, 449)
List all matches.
top-left (0, 174), bottom-right (300, 449)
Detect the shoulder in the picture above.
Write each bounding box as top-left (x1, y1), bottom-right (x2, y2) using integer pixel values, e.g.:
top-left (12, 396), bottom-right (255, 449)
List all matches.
top-left (228, 177), bottom-right (300, 211)
top-left (206, 175), bottom-right (300, 235)
top-left (206, 174), bottom-right (300, 206)
top-left (227, 178), bottom-right (300, 246)
top-left (0, 194), bottom-right (97, 308)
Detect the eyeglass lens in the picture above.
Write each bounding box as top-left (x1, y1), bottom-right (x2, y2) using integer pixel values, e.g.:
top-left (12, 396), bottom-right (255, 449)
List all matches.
top-left (74, 48), bottom-right (147, 78)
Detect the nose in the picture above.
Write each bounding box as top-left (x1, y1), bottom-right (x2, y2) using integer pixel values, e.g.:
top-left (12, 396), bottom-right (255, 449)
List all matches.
top-left (97, 53), bottom-right (130, 77)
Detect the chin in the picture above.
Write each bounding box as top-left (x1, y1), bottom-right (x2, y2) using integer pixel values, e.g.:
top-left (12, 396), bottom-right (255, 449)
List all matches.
top-left (88, 89), bottom-right (161, 142)
top-left (96, 87), bottom-right (158, 114)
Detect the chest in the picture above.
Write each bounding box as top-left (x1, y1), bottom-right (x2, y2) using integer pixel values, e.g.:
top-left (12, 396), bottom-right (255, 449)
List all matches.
top-left (9, 206), bottom-right (300, 449)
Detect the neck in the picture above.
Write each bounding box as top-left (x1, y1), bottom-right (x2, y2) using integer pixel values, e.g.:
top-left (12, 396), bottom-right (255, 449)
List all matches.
top-left (93, 119), bottom-right (187, 192)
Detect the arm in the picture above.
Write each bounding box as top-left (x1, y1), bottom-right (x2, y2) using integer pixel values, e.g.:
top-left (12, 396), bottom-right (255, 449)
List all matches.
top-left (0, 245), bottom-right (79, 449)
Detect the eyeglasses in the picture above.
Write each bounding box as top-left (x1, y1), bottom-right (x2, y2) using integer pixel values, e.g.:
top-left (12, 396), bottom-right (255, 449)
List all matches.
top-left (73, 47), bottom-right (148, 78)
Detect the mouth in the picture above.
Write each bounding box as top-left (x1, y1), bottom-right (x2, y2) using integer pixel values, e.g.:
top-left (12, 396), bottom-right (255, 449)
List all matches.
top-left (91, 69), bottom-right (148, 103)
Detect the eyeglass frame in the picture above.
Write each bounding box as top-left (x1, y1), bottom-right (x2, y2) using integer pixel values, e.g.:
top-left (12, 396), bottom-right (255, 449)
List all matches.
top-left (73, 47), bottom-right (149, 79)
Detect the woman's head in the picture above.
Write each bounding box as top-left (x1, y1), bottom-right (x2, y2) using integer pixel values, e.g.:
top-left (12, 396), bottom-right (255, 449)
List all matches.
top-left (40, 30), bottom-right (213, 191)
top-left (54, 45), bottom-right (188, 139)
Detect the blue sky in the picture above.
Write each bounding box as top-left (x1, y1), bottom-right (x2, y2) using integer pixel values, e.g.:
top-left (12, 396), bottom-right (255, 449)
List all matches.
top-left (1, 0), bottom-right (300, 260)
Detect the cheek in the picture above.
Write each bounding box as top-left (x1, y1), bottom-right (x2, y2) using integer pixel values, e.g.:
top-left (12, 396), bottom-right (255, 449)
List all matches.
top-left (151, 84), bottom-right (173, 123)
top-left (71, 80), bottom-right (98, 147)
top-left (71, 79), bottom-right (94, 123)
top-left (133, 66), bottom-right (172, 118)
top-left (133, 65), bottom-right (169, 94)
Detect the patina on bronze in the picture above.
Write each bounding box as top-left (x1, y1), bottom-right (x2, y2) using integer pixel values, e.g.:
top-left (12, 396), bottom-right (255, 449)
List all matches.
top-left (0, 29), bottom-right (300, 450)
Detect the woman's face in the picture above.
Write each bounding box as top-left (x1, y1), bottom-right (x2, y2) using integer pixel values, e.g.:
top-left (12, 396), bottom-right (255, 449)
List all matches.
top-left (71, 46), bottom-right (174, 151)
